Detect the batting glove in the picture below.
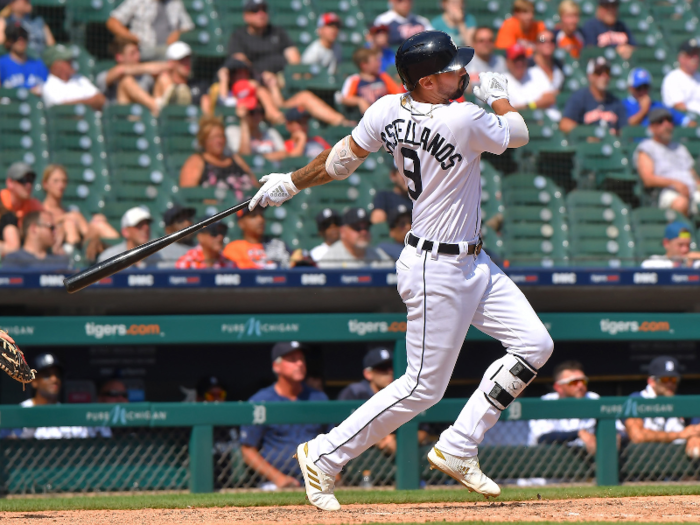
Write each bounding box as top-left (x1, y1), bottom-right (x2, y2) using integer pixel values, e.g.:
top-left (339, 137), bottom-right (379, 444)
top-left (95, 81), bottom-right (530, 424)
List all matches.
top-left (473, 72), bottom-right (510, 107)
top-left (249, 172), bottom-right (300, 210)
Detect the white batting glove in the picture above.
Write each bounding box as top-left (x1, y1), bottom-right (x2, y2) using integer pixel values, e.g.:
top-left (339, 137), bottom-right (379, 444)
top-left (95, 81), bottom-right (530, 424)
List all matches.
top-left (473, 72), bottom-right (510, 107)
top-left (248, 172), bottom-right (299, 210)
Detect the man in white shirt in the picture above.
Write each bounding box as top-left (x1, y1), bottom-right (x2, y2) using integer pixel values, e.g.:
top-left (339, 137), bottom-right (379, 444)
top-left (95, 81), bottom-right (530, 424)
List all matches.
top-left (310, 207), bottom-right (341, 262)
top-left (641, 222), bottom-right (700, 269)
top-left (466, 27), bottom-right (507, 90)
top-left (20, 353), bottom-right (91, 440)
top-left (41, 44), bottom-right (105, 110)
top-left (503, 43), bottom-right (561, 121)
top-left (624, 356), bottom-right (700, 459)
top-left (633, 108), bottom-right (700, 216)
top-left (301, 13), bottom-right (342, 75)
top-left (529, 361), bottom-right (597, 454)
top-left (661, 39), bottom-right (700, 116)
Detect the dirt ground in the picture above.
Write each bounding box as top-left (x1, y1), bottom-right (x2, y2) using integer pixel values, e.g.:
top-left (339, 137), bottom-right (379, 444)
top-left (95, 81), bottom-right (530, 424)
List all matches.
top-left (3, 495), bottom-right (700, 524)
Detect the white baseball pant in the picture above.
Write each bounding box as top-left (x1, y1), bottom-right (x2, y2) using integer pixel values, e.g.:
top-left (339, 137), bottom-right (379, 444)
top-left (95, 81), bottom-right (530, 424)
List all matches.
top-left (307, 241), bottom-right (554, 476)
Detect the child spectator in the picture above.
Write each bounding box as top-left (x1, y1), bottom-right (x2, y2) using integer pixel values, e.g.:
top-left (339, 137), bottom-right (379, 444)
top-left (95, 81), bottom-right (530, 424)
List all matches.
top-left (341, 48), bottom-right (403, 115)
top-left (495, 0), bottom-right (545, 56)
top-left (0, 0), bottom-right (55, 55)
top-left (554, 0), bottom-right (584, 59)
top-left (283, 108), bottom-right (331, 159)
top-left (223, 207), bottom-right (290, 269)
top-left (0, 22), bottom-right (47, 94)
top-left (301, 13), bottom-right (342, 74)
top-left (365, 25), bottom-right (394, 73)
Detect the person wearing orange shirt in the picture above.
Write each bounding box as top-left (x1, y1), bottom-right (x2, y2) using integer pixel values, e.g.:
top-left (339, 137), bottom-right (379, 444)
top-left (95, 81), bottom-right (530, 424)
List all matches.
top-left (495, 0), bottom-right (545, 56)
top-left (175, 219), bottom-right (236, 269)
top-left (223, 207), bottom-right (289, 269)
top-left (1, 162), bottom-right (43, 256)
top-left (554, 0), bottom-right (584, 59)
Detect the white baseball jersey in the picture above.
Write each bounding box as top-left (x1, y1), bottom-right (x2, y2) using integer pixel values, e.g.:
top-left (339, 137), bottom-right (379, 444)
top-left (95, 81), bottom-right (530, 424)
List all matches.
top-left (352, 93), bottom-right (511, 244)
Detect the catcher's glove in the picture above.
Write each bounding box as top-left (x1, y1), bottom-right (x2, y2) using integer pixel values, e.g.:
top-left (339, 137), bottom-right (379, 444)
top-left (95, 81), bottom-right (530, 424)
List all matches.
top-left (0, 330), bottom-right (36, 388)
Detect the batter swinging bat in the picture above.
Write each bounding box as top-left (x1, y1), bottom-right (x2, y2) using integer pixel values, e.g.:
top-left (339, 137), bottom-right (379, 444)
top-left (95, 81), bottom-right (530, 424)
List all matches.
top-left (63, 198), bottom-right (252, 294)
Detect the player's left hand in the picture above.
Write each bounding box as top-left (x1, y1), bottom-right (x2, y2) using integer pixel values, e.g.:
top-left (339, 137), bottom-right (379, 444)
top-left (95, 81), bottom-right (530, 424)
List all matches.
top-left (473, 72), bottom-right (509, 106)
top-left (249, 172), bottom-right (300, 210)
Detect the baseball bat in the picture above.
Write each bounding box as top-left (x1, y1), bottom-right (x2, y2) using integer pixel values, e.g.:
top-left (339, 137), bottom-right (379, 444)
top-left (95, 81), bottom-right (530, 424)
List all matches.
top-left (63, 198), bottom-right (252, 294)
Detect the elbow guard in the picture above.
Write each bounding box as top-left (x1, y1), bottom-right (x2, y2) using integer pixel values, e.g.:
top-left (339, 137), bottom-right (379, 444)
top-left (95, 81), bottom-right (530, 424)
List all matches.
top-left (503, 111), bottom-right (529, 149)
top-left (325, 136), bottom-right (366, 180)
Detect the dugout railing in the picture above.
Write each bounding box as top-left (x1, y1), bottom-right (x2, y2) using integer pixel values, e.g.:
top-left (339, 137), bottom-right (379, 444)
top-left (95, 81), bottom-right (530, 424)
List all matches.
top-left (3, 395), bottom-right (700, 494)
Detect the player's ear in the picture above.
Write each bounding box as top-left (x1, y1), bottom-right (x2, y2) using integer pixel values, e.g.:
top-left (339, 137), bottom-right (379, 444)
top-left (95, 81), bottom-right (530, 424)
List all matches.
top-left (417, 75), bottom-right (435, 90)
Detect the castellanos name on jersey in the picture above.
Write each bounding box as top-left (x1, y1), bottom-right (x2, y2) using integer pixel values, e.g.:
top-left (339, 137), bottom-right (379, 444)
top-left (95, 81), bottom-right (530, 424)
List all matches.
top-left (352, 93), bottom-right (511, 244)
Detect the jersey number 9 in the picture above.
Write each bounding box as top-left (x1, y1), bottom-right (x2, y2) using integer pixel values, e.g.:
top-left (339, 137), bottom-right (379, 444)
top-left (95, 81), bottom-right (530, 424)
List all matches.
top-left (401, 147), bottom-right (422, 201)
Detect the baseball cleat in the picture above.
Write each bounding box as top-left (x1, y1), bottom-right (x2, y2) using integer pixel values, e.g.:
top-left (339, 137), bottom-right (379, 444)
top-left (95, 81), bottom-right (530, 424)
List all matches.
top-left (427, 446), bottom-right (501, 498)
top-left (294, 442), bottom-right (341, 511)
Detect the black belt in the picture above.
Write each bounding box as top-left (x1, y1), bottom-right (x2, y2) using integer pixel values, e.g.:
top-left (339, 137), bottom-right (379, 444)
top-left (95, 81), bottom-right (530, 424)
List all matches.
top-left (407, 233), bottom-right (482, 256)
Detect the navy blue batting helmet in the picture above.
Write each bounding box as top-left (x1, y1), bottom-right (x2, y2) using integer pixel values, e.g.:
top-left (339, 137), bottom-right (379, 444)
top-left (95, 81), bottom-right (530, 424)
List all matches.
top-left (395, 30), bottom-right (475, 91)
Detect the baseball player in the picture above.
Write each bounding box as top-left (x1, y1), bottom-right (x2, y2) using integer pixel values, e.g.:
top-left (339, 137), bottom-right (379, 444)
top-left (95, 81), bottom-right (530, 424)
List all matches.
top-left (249, 30), bottom-right (554, 510)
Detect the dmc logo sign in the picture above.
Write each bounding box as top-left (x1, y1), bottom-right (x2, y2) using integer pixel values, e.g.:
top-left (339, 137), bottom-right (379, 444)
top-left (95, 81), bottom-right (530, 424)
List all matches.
top-left (40, 275), bottom-right (66, 287)
top-left (301, 273), bottom-right (326, 286)
top-left (215, 274), bottom-right (241, 286)
top-left (128, 274), bottom-right (154, 287)
top-left (633, 272), bottom-right (658, 284)
top-left (552, 272), bottom-right (576, 284)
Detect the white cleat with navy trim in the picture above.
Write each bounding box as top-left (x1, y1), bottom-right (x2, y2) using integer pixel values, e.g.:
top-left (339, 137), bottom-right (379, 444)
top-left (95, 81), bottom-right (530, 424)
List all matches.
top-left (294, 442), bottom-right (341, 511)
top-left (427, 446), bottom-right (501, 498)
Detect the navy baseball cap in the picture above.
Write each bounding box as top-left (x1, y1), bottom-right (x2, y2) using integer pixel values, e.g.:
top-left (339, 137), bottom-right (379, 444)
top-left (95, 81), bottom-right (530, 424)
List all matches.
top-left (342, 207), bottom-right (370, 226)
top-left (680, 38), bottom-right (700, 54)
top-left (32, 353), bottom-right (63, 374)
top-left (387, 204), bottom-right (411, 229)
top-left (363, 347), bottom-right (393, 369)
top-left (196, 375), bottom-right (225, 396)
top-left (197, 216), bottom-right (228, 236)
top-left (664, 221), bottom-right (692, 240)
top-left (648, 356), bottom-right (681, 378)
top-left (627, 68), bottom-right (652, 88)
top-left (316, 207), bottom-right (341, 229)
top-left (285, 107), bottom-right (310, 122)
top-left (243, 0), bottom-right (267, 11)
top-left (271, 341), bottom-right (307, 362)
top-left (163, 204), bottom-right (196, 226)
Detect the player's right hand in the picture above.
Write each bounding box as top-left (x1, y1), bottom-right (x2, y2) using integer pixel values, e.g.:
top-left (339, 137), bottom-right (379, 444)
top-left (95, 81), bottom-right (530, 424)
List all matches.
top-left (473, 72), bottom-right (509, 106)
top-left (248, 172), bottom-right (300, 210)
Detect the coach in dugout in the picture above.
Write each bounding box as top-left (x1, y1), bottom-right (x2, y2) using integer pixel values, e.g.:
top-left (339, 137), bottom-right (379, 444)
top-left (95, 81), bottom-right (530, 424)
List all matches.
top-left (239, 341), bottom-right (328, 490)
top-left (624, 356), bottom-right (700, 459)
top-left (529, 361), bottom-right (598, 455)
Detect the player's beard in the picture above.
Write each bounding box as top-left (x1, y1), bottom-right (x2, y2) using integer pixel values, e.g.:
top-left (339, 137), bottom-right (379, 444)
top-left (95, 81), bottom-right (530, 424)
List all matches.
top-left (449, 75), bottom-right (468, 100)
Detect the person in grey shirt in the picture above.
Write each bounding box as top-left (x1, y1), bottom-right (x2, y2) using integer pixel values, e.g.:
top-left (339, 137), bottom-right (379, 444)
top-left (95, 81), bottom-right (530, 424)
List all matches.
top-left (466, 27), bottom-right (507, 92)
top-left (301, 13), bottom-right (342, 74)
top-left (98, 206), bottom-right (162, 266)
top-left (158, 204), bottom-right (196, 267)
top-left (1, 210), bottom-right (70, 269)
top-left (317, 208), bottom-right (393, 269)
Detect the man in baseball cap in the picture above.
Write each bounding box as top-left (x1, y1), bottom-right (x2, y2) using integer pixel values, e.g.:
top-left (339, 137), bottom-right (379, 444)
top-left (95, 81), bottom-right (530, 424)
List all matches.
top-left (661, 38), bottom-right (700, 116)
top-left (97, 206), bottom-right (162, 266)
top-left (580, 0), bottom-right (635, 59)
top-left (317, 207), bottom-right (393, 269)
top-left (641, 221), bottom-right (700, 269)
top-left (301, 12), bottom-right (341, 74)
top-left (158, 41), bottom-right (194, 106)
top-left (310, 208), bottom-right (341, 262)
top-left (624, 356), bottom-right (700, 459)
top-left (239, 340), bottom-right (328, 489)
top-left (1, 162), bottom-right (43, 236)
top-left (0, 21), bottom-right (48, 93)
top-left (338, 347), bottom-right (394, 401)
top-left (624, 68), bottom-right (691, 127)
top-left (156, 204), bottom-right (197, 265)
top-left (377, 204), bottom-right (412, 260)
top-left (42, 44), bottom-right (105, 110)
top-left (175, 215), bottom-right (234, 269)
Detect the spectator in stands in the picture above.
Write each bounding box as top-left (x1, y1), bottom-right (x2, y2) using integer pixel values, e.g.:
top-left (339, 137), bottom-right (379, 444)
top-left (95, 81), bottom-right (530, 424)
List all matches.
top-left (466, 27), bottom-right (507, 89)
top-left (223, 207), bottom-right (290, 269)
top-left (370, 164), bottom-right (411, 224)
top-left (495, 0), bottom-right (545, 56)
top-left (228, 0), bottom-right (299, 77)
top-left (430, 0), bottom-right (476, 46)
top-left (581, 0), bottom-right (634, 60)
top-left (180, 115), bottom-right (257, 202)
top-left (97, 38), bottom-right (172, 116)
top-left (41, 164), bottom-right (118, 258)
top-left (341, 48), bottom-right (403, 115)
top-left (301, 12), bottom-right (342, 75)
top-left (2, 210), bottom-right (69, 268)
top-left (641, 222), bottom-right (700, 269)
top-left (503, 43), bottom-right (561, 121)
top-left (0, 0), bottom-right (55, 55)
top-left (196, 376), bottom-right (226, 402)
top-left (106, 0), bottom-right (194, 61)
top-left (240, 341), bottom-right (327, 489)
top-left (0, 22), bottom-right (47, 94)
top-left (153, 42), bottom-right (208, 109)
top-left (661, 39), bottom-right (700, 116)
top-left (560, 57), bottom-right (626, 134)
top-left (158, 204), bottom-right (196, 265)
top-left (554, 0), bottom-right (583, 59)
top-left (20, 353), bottom-right (91, 439)
top-left (624, 356), bottom-right (700, 459)
top-left (377, 204), bottom-right (411, 261)
top-left (625, 68), bottom-right (693, 128)
top-left (1, 162), bottom-right (42, 256)
top-left (374, 0), bottom-right (432, 46)
top-left (230, 104), bottom-right (287, 160)
top-left (528, 361), bottom-right (598, 455)
top-left (634, 108), bottom-right (700, 217)
top-left (365, 24), bottom-right (394, 73)
top-left (283, 108), bottom-right (331, 159)
top-left (310, 208), bottom-right (341, 263)
top-left (175, 219), bottom-right (235, 269)
top-left (97, 379), bottom-right (129, 403)
top-left (97, 207), bottom-right (162, 266)
top-left (317, 208), bottom-right (393, 269)
top-left (41, 45), bottom-right (105, 110)
top-left (530, 30), bottom-right (564, 94)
